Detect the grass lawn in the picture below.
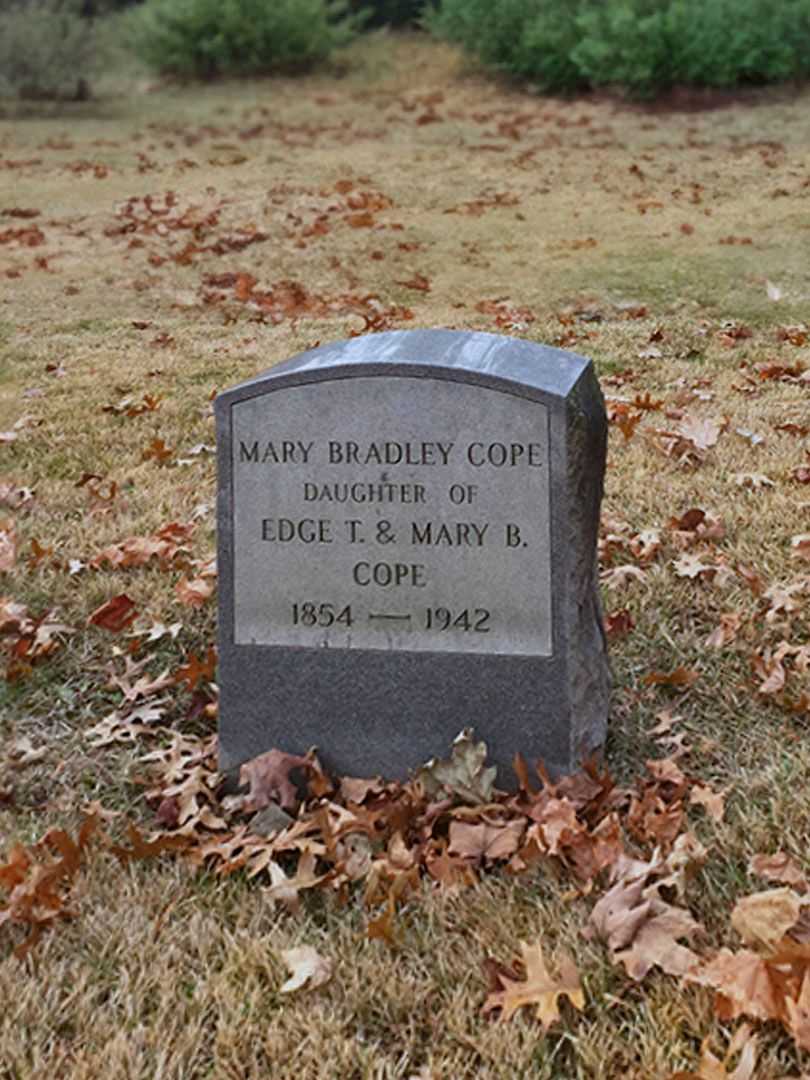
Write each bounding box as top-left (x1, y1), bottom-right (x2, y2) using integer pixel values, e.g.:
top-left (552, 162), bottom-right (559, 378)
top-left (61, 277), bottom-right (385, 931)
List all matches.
top-left (1, 31), bottom-right (810, 1079)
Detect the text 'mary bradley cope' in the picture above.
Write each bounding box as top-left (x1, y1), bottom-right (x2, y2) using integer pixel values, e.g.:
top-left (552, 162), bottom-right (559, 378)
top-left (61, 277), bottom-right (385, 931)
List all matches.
top-left (215, 329), bottom-right (610, 784)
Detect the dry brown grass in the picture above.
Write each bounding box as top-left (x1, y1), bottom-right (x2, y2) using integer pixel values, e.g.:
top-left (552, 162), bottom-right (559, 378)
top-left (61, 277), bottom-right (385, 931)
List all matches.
top-left (1, 31), bottom-right (810, 1079)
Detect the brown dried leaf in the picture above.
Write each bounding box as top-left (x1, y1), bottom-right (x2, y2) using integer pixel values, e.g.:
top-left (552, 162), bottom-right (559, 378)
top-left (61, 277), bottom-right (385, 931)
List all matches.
top-left (689, 783), bottom-right (727, 824)
top-left (415, 728), bottom-right (497, 805)
top-left (687, 948), bottom-right (782, 1022)
top-left (644, 666), bottom-right (699, 690)
top-left (731, 889), bottom-right (805, 950)
top-left (239, 748), bottom-right (310, 811)
top-left (87, 594), bottom-right (137, 633)
top-left (175, 575), bottom-right (214, 607)
top-left (279, 945), bottom-right (332, 993)
top-left (482, 941), bottom-right (584, 1028)
top-left (617, 902), bottom-right (703, 980)
top-left (749, 852), bottom-right (808, 893)
top-left (0, 520), bottom-right (16, 572)
top-left (448, 818), bottom-right (524, 863)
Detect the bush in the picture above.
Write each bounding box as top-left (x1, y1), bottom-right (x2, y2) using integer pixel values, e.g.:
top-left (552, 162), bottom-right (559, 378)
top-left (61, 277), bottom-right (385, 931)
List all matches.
top-left (426, 0), bottom-right (810, 97)
top-left (0, 0), bottom-right (99, 99)
top-left (131, 0), bottom-right (363, 78)
top-left (348, 0), bottom-right (426, 27)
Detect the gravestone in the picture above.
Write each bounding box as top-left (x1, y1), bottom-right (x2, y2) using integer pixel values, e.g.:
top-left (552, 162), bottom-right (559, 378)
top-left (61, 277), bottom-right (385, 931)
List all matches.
top-left (215, 329), bottom-right (609, 783)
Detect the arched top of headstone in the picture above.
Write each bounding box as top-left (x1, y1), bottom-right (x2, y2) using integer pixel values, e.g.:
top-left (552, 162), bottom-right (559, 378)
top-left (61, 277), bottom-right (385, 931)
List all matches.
top-left (217, 329), bottom-right (595, 405)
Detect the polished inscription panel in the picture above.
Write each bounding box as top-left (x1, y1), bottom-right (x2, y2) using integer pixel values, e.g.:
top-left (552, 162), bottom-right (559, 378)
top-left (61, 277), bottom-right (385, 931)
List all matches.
top-left (231, 376), bottom-right (551, 655)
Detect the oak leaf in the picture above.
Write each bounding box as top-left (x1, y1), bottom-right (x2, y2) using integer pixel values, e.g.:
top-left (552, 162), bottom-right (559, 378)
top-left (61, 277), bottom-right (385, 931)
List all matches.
top-left (482, 940), bottom-right (584, 1028)
top-left (265, 849), bottom-right (329, 911)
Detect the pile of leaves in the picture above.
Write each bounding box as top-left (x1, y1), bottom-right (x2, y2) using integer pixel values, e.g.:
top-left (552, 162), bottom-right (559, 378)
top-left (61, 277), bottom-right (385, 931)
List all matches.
top-left (3, 723), bottom-right (810, 1070)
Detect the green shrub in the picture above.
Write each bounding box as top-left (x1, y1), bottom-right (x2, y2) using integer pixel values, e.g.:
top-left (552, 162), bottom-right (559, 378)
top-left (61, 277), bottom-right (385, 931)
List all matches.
top-left (427, 0), bottom-right (810, 97)
top-left (348, 0), bottom-right (426, 27)
top-left (131, 0), bottom-right (363, 78)
top-left (0, 0), bottom-right (99, 99)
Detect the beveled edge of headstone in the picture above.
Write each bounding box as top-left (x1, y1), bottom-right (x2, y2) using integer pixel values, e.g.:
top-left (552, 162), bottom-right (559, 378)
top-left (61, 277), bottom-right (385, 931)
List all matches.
top-left (214, 329), bottom-right (594, 409)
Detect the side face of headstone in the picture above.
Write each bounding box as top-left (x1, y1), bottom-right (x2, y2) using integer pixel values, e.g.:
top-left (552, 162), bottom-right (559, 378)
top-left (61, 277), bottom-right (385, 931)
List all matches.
top-left (216, 329), bottom-right (609, 783)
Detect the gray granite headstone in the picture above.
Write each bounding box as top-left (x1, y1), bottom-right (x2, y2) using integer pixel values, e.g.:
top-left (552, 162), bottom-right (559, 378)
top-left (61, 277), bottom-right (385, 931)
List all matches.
top-left (215, 329), bottom-right (609, 783)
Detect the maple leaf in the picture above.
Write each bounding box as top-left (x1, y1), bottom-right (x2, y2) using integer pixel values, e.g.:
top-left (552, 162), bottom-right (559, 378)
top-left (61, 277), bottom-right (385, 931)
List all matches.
top-left (673, 553), bottom-right (716, 581)
top-left (588, 838), bottom-right (706, 978)
top-left (396, 272), bottom-right (431, 292)
top-left (618, 901), bottom-right (703, 980)
top-left (415, 728), bottom-right (497, 805)
top-left (239, 748), bottom-right (311, 811)
top-left (425, 842), bottom-right (478, 888)
top-left (785, 969), bottom-right (810, 1052)
top-left (279, 945), bottom-right (332, 993)
top-left (482, 940), bottom-right (584, 1028)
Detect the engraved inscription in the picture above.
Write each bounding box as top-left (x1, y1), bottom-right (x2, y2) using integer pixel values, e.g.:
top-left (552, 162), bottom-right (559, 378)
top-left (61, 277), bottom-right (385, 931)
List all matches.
top-left (231, 377), bottom-right (551, 656)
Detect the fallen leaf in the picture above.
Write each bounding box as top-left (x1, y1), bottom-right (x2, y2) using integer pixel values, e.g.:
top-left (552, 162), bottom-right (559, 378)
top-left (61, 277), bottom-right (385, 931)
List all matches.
top-left (448, 818), bottom-right (524, 862)
top-left (87, 594), bottom-right (137, 632)
top-left (689, 783), bottom-right (726, 823)
top-left (644, 666), bottom-right (699, 690)
top-left (415, 728), bottom-right (497, 805)
top-left (239, 748), bottom-right (311, 811)
top-left (175, 575), bottom-right (214, 607)
top-left (279, 945), bottom-right (332, 993)
top-left (0, 520), bottom-right (17, 571)
top-left (734, 473), bottom-right (775, 490)
top-left (482, 940), bottom-right (584, 1028)
top-left (731, 888), bottom-right (805, 950)
top-left (749, 852), bottom-right (808, 892)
